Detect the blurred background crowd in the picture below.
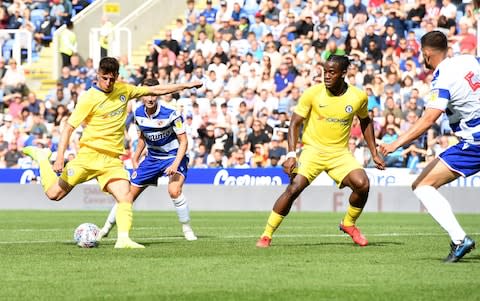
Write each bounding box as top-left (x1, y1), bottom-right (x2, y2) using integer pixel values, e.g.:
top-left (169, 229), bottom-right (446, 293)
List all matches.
top-left (0, 0), bottom-right (477, 173)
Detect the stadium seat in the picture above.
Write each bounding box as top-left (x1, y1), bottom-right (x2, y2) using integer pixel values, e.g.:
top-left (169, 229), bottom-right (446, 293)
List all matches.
top-left (30, 9), bottom-right (46, 32)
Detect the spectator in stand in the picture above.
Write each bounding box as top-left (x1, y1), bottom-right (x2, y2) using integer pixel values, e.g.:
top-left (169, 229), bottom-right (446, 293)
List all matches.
top-left (405, 0), bottom-right (426, 32)
top-left (2, 59), bottom-right (26, 95)
top-left (249, 12), bottom-right (267, 40)
top-left (230, 2), bottom-right (247, 28)
top-left (194, 15), bottom-right (214, 42)
top-left (160, 29), bottom-right (180, 56)
top-left (201, 0), bottom-right (217, 25)
top-left (4, 140), bottom-right (22, 167)
top-left (273, 63), bottom-right (295, 98)
top-left (247, 119), bottom-right (270, 153)
top-left (452, 20), bottom-right (477, 55)
top-left (348, 0), bottom-right (368, 19)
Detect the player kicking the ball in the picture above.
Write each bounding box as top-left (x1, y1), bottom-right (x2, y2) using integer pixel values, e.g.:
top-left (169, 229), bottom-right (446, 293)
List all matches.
top-left (23, 57), bottom-right (201, 249)
top-left (97, 78), bottom-right (197, 242)
top-left (256, 55), bottom-right (385, 248)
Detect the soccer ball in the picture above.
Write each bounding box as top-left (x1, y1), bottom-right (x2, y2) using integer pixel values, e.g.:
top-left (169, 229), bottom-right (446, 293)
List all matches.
top-left (73, 223), bottom-right (100, 248)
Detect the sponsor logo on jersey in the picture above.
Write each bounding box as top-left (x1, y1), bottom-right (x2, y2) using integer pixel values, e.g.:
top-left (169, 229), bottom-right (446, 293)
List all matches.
top-left (145, 128), bottom-right (174, 141)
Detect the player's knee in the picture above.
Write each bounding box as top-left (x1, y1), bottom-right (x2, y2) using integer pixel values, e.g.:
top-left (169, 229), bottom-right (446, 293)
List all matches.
top-left (285, 184), bottom-right (303, 199)
top-left (168, 187), bottom-right (182, 199)
top-left (45, 190), bottom-right (63, 201)
top-left (353, 177), bottom-right (370, 194)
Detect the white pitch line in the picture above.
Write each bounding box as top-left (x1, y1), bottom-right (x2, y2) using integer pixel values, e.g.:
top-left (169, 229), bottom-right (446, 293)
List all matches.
top-left (1, 232), bottom-right (480, 245)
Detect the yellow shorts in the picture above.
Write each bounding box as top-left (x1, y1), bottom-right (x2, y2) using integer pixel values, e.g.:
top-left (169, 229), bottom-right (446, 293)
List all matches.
top-left (60, 147), bottom-right (129, 191)
top-left (294, 146), bottom-right (363, 187)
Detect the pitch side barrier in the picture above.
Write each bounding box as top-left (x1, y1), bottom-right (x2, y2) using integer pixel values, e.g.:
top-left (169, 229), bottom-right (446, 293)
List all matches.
top-left (0, 168), bottom-right (479, 212)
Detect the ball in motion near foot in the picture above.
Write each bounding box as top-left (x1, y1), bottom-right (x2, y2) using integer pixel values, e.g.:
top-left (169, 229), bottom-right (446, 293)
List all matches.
top-left (73, 223), bottom-right (100, 248)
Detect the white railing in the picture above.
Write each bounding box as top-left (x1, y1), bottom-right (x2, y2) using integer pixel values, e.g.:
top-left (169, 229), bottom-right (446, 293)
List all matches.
top-left (89, 27), bottom-right (132, 67)
top-left (0, 29), bottom-right (33, 65)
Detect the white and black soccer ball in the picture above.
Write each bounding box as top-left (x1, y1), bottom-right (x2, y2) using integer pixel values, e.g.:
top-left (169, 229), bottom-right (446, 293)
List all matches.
top-left (73, 223), bottom-right (100, 248)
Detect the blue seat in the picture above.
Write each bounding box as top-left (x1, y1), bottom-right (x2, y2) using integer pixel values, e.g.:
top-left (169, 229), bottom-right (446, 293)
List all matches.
top-left (30, 9), bottom-right (46, 32)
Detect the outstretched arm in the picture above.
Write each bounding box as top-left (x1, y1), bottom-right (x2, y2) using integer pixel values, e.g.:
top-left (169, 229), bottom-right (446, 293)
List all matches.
top-left (380, 108), bottom-right (443, 156)
top-left (147, 81), bottom-right (203, 96)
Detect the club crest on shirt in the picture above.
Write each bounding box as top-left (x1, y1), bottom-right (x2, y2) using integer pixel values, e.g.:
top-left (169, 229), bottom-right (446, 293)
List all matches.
top-left (131, 171), bottom-right (137, 179)
top-left (67, 168), bottom-right (75, 177)
top-left (119, 95), bottom-right (126, 103)
top-left (345, 105), bottom-right (353, 113)
top-left (157, 120), bottom-right (165, 126)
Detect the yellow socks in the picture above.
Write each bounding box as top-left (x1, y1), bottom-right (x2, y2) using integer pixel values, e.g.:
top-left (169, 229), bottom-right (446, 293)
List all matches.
top-left (342, 205), bottom-right (363, 227)
top-left (261, 211), bottom-right (285, 238)
top-left (38, 156), bottom-right (57, 192)
top-left (116, 202), bottom-right (133, 238)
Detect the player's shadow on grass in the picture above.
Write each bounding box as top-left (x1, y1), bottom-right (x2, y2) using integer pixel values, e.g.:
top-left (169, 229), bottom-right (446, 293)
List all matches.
top-left (282, 241), bottom-right (404, 247)
top-left (459, 255), bottom-right (480, 263)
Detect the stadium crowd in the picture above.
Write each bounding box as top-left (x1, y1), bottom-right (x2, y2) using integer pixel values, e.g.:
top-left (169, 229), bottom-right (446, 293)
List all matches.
top-left (0, 0), bottom-right (477, 172)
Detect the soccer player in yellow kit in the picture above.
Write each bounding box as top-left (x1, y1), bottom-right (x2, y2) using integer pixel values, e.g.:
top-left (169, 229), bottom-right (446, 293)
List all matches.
top-left (256, 55), bottom-right (385, 248)
top-left (23, 57), bottom-right (202, 249)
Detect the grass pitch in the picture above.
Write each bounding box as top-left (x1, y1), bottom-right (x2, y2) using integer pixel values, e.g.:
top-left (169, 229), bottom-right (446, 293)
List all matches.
top-left (0, 211), bottom-right (479, 301)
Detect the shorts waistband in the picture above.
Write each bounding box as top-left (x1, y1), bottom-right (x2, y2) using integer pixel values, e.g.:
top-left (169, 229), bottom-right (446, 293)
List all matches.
top-left (80, 145), bottom-right (122, 158)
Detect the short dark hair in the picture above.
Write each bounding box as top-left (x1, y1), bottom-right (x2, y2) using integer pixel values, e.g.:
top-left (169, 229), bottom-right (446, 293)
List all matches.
top-left (421, 31), bottom-right (448, 51)
top-left (99, 57), bottom-right (119, 75)
top-left (326, 54), bottom-right (350, 72)
top-left (142, 78), bottom-right (159, 86)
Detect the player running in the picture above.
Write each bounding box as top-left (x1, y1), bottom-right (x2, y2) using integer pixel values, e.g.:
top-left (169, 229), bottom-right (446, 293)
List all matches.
top-left (23, 57), bottom-right (201, 249)
top-left (256, 55), bottom-right (385, 248)
top-left (380, 31), bottom-right (477, 262)
top-left (97, 78), bottom-right (197, 242)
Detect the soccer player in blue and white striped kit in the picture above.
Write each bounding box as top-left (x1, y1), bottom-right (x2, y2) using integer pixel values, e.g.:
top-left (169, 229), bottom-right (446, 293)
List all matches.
top-left (98, 78), bottom-right (197, 241)
top-left (381, 31), bottom-right (477, 262)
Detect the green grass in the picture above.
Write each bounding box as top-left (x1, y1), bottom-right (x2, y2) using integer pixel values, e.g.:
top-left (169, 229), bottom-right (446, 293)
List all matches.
top-left (0, 211), bottom-right (479, 301)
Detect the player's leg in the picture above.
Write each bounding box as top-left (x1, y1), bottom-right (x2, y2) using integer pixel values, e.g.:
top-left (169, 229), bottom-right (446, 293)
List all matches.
top-left (257, 146), bottom-right (321, 248)
top-left (98, 156), bottom-right (144, 249)
top-left (412, 155), bottom-right (474, 262)
top-left (339, 169), bottom-right (370, 246)
top-left (97, 185), bottom-right (146, 240)
top-left (23, 146), bottom-right (81, 201)
top-left (168, 172), bottom-right (197, 241)
top-left (328, 150), bottom-right (369, 246)
top-left (23, 146), bottom-right (71, 200)
top-left (105, 179), bottom-right (144, 248)
top-left (256, 174), bottom-right (310, 248)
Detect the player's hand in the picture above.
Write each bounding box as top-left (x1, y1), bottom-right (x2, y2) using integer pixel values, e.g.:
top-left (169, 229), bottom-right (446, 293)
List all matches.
top-left (52, 158), bottom-right (64, 173)
top-left (165, 164), bottom-right (179, 176)
top-left (379, 142), bottom-right (397, 157)
top-left (371, 153), bottom-right (385, 170)
top-left (282, 158), bottom-right (297, 177)
top-left (189, 81), bottom-right (203, 89)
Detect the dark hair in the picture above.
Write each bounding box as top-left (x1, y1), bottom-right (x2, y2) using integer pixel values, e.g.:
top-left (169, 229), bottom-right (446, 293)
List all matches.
top-left (99, 57), bottom-right (119, 75)
top-left (142, 78), bottom-right (159, 86)
top-left (421, 31), bottom-right (448, 51)
top-left (326, 54), bottom-right (350, 72)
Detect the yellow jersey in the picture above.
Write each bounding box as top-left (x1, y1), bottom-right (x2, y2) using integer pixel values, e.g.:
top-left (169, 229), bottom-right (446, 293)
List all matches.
top-left (294, 83), bottom-right (368, 151)
top-left (68, 82), bottom-right (150, 156)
